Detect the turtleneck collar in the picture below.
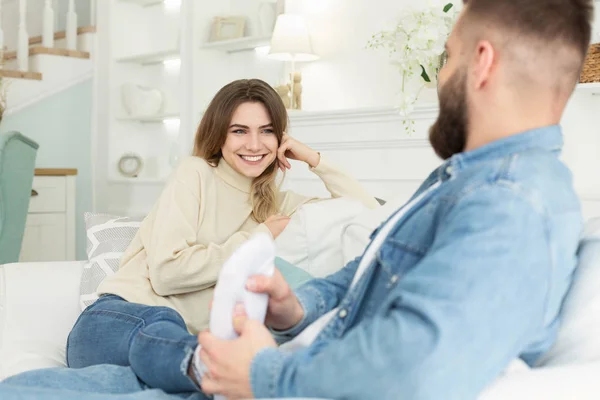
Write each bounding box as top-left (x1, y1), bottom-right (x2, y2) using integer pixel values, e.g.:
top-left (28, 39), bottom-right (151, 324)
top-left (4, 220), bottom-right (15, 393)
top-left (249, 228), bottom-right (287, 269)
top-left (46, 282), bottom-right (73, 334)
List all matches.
top-left (215, 158), bottom-right (253, 194)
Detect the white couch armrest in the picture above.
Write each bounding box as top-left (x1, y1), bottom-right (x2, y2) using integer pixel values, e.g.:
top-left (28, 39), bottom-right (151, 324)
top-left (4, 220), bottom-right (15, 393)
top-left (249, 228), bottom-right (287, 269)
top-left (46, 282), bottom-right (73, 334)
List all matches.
top-left (0, 261), bottom-right (85, 380)
top-left (479, 361), bottom-right (600, 400)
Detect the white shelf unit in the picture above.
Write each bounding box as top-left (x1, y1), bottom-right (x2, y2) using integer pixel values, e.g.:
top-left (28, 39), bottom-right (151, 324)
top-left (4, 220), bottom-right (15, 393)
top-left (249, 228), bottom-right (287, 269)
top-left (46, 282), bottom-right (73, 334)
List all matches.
top-left (116, 113), bottom-right (180, 123)
top-left (107, 0), bottom-right (183, 191)
top-left (96, 0), bottom-right (284, 219)
top-left (116, 49), bottom-right (180, 65)
top-left (201, 36), bottom-right (272, 53)
top-left (118, 0), bottom-right (165, 7)
top-left (108, 176), bottom-right (168, 184)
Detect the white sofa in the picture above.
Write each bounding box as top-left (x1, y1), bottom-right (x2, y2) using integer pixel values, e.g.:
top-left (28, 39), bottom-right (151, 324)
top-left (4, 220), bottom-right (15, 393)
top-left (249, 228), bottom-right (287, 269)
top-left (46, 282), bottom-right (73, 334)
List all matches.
top-left (1, 199), bottom-right (600, 399)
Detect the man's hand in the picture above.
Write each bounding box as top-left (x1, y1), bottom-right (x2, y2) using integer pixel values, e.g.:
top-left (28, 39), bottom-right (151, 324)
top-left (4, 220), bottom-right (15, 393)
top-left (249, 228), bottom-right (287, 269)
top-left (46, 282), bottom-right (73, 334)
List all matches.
top-left (246, 268), bottom-right (305, 331)
top-left (198, 306), bottom-right (277, 399)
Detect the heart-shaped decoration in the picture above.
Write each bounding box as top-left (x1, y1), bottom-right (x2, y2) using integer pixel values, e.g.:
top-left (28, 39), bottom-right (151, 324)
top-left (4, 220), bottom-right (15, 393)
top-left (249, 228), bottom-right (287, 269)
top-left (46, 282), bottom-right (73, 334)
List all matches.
top-left (121, 83), bottom-right (164, 117)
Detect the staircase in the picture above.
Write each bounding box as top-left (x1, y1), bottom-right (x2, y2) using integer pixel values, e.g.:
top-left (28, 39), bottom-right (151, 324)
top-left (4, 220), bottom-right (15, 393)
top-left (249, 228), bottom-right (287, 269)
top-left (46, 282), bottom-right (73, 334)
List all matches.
top-left (0, 0), bottom-right (95, 114)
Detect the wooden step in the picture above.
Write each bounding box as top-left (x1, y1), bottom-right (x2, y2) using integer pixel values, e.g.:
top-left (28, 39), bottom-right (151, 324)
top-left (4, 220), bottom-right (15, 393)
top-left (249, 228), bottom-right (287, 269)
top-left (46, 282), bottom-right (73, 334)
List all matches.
top-left (3, 47), bottom-right (91, 61)
top-left (28, 26), bottom-right (96, 46)
top-left (0, 69), bottom-right (42, 80)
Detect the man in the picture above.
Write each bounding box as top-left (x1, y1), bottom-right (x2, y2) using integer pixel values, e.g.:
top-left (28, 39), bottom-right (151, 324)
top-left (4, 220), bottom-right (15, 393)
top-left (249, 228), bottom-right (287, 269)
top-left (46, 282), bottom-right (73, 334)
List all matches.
top-left (196, 0), bottom-right (591, 399)
top-left (0, 0), bottom-right (591, 399)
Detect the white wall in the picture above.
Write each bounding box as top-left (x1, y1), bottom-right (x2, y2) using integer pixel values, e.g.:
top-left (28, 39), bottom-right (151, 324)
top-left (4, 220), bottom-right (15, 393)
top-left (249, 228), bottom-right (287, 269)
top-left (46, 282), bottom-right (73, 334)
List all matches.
top-left (561, 91), bottom-right (600, 212)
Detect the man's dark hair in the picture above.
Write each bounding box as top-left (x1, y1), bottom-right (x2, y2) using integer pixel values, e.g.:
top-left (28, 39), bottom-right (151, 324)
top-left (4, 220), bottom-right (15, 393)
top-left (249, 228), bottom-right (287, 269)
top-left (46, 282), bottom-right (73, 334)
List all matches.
top-left (462, 0), bottom-right (593, 59)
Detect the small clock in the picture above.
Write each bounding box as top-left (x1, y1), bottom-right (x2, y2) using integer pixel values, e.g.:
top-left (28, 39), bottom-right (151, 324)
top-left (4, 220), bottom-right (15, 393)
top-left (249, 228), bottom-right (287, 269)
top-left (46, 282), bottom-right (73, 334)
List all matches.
top-left (118, 153), bottom-right (144, 178)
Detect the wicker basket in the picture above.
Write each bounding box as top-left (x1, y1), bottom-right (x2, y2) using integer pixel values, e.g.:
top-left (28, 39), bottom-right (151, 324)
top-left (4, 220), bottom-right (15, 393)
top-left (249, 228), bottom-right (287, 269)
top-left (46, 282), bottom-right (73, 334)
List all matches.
top-left (580, 43), bottom-right (600, 83)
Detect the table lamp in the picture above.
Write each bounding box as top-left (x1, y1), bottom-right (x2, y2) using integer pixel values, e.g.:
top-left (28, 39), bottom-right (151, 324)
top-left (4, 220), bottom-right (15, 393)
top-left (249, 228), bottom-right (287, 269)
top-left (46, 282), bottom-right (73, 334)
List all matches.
top-left (268, 14), bottom-right (319, 109)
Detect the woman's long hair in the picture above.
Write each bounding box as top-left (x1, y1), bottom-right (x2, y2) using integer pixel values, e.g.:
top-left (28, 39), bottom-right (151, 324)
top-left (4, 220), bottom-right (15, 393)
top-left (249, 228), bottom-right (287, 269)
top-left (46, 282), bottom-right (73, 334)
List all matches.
top-left (193, 79), bottom-right (288, 223)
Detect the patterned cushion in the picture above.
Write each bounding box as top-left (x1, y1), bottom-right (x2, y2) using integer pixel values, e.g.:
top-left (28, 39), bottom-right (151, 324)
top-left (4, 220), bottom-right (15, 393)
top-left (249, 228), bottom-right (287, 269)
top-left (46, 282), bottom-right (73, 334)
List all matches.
top-left (79, 213), bottom-right (142, 309)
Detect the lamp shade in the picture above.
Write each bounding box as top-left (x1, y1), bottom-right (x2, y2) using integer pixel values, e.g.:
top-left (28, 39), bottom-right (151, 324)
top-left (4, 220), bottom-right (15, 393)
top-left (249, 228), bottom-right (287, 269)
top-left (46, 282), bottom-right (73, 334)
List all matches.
top-left (268, 14), bottom-right (319, 62)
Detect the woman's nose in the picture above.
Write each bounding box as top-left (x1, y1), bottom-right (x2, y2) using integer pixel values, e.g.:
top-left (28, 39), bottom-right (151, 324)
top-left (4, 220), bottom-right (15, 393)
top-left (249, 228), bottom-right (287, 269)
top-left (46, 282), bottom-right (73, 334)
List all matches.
top-left (246, 132), bottom-right (261, 151)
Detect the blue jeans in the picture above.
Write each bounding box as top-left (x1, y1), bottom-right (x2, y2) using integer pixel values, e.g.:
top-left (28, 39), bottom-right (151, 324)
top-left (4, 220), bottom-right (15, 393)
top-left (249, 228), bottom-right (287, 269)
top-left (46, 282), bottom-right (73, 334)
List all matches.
top-left (67, 294), bottom-right (200, 394)
top-left (0, 364), bottom-right (205, 399)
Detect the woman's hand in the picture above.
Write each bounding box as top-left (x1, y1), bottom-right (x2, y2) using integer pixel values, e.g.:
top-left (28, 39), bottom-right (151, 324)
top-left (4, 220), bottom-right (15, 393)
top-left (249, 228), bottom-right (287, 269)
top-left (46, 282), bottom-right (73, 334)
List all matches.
top-left (277, 134), bottom-right (320, 171)
top-left (264, 214), bottom-right (290, 239)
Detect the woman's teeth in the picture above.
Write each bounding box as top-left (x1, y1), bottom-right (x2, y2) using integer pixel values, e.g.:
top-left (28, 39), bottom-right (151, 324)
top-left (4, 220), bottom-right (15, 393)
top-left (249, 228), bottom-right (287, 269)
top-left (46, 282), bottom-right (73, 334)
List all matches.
top-left (241, 155), bottom-right (264, 162)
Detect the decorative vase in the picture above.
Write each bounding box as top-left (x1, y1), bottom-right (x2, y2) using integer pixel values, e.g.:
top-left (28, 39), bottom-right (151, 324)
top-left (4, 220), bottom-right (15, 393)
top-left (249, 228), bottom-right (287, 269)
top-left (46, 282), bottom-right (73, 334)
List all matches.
top-left (258, 1), bottom-right (276, 36)
top-left (121, 84), bottom-right (164, 117)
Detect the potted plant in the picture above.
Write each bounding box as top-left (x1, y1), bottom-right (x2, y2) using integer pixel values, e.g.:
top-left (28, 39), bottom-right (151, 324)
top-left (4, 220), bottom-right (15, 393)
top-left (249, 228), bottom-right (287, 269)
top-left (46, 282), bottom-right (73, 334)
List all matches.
top-left (368, 2), bottom-right (457, 132)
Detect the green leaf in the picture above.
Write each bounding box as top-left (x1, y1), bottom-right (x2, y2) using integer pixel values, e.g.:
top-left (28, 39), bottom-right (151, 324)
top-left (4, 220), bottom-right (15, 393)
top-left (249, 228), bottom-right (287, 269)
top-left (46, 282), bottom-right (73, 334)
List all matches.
top-left (443, 3), bottom-right (454, 13)
top-left (420, 65), bottom-right (431, 83)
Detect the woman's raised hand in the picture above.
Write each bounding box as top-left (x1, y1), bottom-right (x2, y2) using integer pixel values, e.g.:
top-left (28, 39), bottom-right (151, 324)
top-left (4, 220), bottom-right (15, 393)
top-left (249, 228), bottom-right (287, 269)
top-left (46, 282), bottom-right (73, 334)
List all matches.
top-left (277, 134), bottom-right (320, 172)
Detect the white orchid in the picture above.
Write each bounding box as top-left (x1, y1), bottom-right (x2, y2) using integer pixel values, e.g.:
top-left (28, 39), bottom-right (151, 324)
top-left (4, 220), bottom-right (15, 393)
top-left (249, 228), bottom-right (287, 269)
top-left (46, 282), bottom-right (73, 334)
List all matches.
top-left (368, 2), bottom-right (458, 132)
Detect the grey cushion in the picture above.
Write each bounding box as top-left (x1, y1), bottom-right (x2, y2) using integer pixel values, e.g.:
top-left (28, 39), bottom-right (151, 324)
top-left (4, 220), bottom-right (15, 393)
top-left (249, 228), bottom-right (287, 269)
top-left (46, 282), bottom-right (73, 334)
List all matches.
top-left (79, 213), bottom-right (142, 309)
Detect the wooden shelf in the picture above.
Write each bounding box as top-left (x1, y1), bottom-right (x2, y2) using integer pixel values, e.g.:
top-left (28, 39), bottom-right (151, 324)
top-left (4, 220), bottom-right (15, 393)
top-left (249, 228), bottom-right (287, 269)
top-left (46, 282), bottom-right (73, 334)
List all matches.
top-left (118, 0), bottom-right (164, 6)
top-left (35, 168), bottom-right (78, 176)
top-left (5, 47), bottom-right (90, 61)
top-left (115, 49), bottom-right (179, 65)
top-left (201, 36), bottom-right (271, 53)
top-left (0, 69), bottom-right (42, 80)
top-left (116, 113), bottom-right (180, 123)
top-left (29, 26), bottom-right (96, 46)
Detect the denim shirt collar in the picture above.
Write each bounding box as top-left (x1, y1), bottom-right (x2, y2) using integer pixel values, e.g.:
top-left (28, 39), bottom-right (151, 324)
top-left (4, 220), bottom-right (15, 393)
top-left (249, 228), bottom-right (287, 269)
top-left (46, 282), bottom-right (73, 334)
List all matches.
top-left (438, 125), bottom-right (563, 181)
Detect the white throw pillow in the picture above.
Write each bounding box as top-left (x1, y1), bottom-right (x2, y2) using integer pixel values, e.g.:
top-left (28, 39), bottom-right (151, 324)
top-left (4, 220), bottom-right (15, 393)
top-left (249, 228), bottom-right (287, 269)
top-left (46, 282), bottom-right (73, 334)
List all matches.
top-left (277, 198), bottom-right (370, 278)
top-left (537, 217), bottom-right (600, 366)
top-left (341, 200), bottom-right (403, 264)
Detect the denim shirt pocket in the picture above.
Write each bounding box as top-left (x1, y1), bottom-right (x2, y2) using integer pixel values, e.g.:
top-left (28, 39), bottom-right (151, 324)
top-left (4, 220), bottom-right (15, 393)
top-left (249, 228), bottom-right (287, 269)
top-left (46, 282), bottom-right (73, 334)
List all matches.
top-left (376, 238), bottom-right (427, 280)
top-left (375, 202), bottom-right (437, 281)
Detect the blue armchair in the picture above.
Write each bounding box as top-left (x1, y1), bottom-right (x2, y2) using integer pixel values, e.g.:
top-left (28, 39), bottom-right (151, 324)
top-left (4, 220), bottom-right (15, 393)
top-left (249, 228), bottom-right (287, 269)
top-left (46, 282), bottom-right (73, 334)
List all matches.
top-left (0, 132), bottom-right (39, 264)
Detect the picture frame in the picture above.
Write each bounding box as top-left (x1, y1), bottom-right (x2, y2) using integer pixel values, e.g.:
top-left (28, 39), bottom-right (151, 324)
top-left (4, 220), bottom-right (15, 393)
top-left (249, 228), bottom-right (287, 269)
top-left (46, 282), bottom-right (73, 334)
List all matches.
top-left (209, 16), bottom-right (246, 42)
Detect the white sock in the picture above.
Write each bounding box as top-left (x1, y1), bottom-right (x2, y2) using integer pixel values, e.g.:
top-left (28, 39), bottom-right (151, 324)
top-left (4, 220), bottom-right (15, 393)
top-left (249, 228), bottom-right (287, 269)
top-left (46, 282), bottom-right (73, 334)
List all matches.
top-left (191, 345), bottom-right (206, 385)
top-left (210, 233), bottom-right (275, 340)
top-left (192, 233), bottom-right (275, 396)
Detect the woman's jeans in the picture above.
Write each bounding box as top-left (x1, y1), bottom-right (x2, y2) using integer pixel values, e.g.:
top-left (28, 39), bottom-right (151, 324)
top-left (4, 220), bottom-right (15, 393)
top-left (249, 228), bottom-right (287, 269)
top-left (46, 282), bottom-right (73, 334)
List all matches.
top-left (67, 294), bottom-right (199, 394)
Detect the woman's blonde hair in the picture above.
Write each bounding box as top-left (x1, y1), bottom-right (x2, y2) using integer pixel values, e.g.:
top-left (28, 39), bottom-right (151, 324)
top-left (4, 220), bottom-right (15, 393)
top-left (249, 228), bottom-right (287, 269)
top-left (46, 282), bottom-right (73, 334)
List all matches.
top-left (193, 79), bottom-right (288, 223)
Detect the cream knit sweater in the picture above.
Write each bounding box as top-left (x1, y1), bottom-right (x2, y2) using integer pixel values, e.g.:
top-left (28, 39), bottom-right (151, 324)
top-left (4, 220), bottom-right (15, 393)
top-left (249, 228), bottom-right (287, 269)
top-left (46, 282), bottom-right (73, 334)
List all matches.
top-left (98, 155), bottom-right (378, 334)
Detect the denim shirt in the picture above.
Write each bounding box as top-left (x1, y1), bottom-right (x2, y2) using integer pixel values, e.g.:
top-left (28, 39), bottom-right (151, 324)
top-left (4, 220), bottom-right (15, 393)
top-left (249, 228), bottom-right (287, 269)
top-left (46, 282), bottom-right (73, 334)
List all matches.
top-left (251, 126), bottom-right (582, 400)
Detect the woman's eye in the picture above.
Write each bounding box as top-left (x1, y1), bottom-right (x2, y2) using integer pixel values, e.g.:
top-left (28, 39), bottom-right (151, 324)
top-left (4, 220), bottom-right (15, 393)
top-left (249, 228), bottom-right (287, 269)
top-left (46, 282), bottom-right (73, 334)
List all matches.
top-left (232, 129), bottom-right (245, 134)
top-left (262, 129), bottom-right (274, 134)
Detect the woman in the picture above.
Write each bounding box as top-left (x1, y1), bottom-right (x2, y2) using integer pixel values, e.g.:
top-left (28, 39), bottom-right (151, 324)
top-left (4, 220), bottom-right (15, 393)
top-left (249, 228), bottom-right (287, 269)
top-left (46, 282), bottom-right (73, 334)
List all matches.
top-left (66, 79), bottom-right (378, 393)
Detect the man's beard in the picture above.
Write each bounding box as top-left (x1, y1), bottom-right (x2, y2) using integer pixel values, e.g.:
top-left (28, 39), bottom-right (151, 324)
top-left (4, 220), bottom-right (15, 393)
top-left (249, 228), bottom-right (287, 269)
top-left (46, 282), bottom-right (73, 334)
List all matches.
top-left (429, 67), bottom-right (469, 160)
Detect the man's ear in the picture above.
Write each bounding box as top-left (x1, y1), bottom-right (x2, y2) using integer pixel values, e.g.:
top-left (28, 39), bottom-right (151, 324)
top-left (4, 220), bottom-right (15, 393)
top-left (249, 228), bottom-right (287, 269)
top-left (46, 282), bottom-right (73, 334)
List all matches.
top-left (471, 40), bottom-right (496, 90)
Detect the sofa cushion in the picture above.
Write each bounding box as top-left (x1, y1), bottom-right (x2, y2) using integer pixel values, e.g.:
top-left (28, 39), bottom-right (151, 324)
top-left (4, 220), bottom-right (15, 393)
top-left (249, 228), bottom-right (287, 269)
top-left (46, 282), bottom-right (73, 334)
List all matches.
top-left (80, 213), bottom-right (142, 309)
top-left (342, 199), bottom-right (402, 264)
top-left (275, 257), bottom-right (313, 289)
top-left (277, 197), bottom-right (369, 277)
top-left (0, 261), bottom-right (85, 380)
top-left (537, 217), bottom-right (600, 366)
